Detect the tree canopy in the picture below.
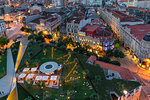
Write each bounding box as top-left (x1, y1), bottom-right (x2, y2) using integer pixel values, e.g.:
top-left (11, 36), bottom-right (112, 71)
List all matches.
top-left (113, 49), bottom-right (125, 58)
top-left (0, 37), bottom-right (9, 47)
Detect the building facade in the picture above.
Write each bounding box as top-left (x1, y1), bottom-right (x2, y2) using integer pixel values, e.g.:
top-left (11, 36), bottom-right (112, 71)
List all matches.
top-left (67, 0), bottom-right (102, 6)
top-left (87, 55), bottom-right (142, 100)
top-left (28, 12), bottom-right (61, 35)
top-left (137, 0), bottom-right (150, 9)
top-left (0, 19), bottom-right (6, 37)
top-left (78, 24), bottom-right (114, 51)
top-left (66, 12), bottom-right (114, 51)
top-left (100, 9), bottom-right (150, 69)
top-left (119, 0), bottom-right (138, 7)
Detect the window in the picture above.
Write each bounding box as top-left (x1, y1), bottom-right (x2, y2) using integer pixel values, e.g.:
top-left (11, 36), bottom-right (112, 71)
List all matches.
top-left (112, 73), bottom-right (114, 76)
top-left (74, 29), bottom-right (77, 33)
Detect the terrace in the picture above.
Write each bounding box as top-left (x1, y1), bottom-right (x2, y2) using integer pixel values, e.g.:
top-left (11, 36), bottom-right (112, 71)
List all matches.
top-left (17, 62), bottom-right (61, 88)
top-left (17, 42), bottom-right (95, 100)
top-left (77, 54), bottom-right (141, 100)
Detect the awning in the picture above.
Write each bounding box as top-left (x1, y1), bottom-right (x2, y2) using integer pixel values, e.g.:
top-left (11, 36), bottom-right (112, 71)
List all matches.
top-left (50, 76), bottom-right (57, 80)
top-left (23, 68), bottom-right (30, 72)
top-left (18, 73), bottom-right (26, 79)
top-left (31, 67), bottom-right (37, 72)
top-left (42, 76), bottom-right (49, 81)
top-left (26, 74), bottom-right (34, 79)
top-left (35, 76), bottom-right (42, 81)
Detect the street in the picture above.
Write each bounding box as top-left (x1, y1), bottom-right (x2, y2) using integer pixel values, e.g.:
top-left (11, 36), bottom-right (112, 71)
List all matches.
top-left (110, 47), bottom-right (150, 100)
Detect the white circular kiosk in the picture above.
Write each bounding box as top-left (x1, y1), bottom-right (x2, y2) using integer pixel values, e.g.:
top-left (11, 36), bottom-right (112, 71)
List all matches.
top-left (39, 62), bottom-right (58, 75)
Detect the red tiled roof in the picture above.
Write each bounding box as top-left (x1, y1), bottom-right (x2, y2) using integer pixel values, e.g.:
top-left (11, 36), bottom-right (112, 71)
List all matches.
top-left (68, 13), bottom-right (85, 24)
top-left (107, 10), bottom-right (141, 22)
top-left (91, 19), bottom-right (103, 24)
top-left (87, 56), bottom-right (96, 62)
top-left (81, 24), bottom-right (113, 39)
top-left (127, 6), bottom-right (138, 9)
top-left (126, 24), bottom-right (150, 41)
top-left (33, 9), bottom-right (40, 14)
top-left (83, 25), bottom-right (99, 32)
top-left (119, 0), bottom-right (134, 2)
top-left (95, 61), bottom-right (135, 80)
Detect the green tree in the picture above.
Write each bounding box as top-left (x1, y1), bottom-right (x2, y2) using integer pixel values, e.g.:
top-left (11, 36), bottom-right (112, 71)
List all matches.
top-left (90, 93), bottom-right (100, 100)
top-left (62, 37), bottom-right (74, 45)
top-left (21, 26), bottom-right (28, 31)
top-left (38, 31), bottom-right (43, 36)
top-left (60, 45), bottom-right (67, 50)
top-left (45, 35), bottom-right (52, 39)
top-left (74, 42), bottom-right (81, 47)
top-left (99, 56), bottom-right (110, 63)
top-left (24, 96), bottom-right (33, 100)
top-left (110, 61), bottom-right (121, 66)
top-left (74, 46), bottom-right (86, 54)
top-left (28, 34), bottom-right (37, 40)
top-left (0, 37), bottom-right (9, 47)
top-left (21, 26), bottom-right (25, 31)
top-left (114, 38), bottom-right (121, 48)
top-left (83, 44), bottom-right (91, 52)
top-left (113, 49), bottom-right (120, 58)
top-left (119, 51), bottom-right (125, 58)
top-left (57, 41), bottom-right (66, 47)
top-left (10, 5), bottom-right (14, 8)
top-left (106, 50), bottom-right (113, 57)
top-left (113, 49), bottom-right (125, 58)
top-left (35, 35), bottom-right (45, 42)
top-left (26, 28), bottom-right (33, 33)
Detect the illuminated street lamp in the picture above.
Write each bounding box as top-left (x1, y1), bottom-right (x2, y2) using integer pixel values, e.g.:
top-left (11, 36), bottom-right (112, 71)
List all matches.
top-left (67, 96), bottom-right (70, 100)
top-left (123, 90), bottom-right (128, 95)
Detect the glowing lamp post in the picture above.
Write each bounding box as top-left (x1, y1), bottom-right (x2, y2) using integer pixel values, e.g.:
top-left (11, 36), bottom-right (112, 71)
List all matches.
top-left (67, 96), bottom-right (70, 100)
top-left (123, 90), bottom-right (128, 95)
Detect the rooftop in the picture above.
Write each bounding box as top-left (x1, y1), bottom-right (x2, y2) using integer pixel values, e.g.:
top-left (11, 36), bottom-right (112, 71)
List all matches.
top-left (126, 24), bottom-right (150, 41)
top-left (94, 60), bottom-right (135, 80)
top-left (81, 24), bottom-right (113, 38)
top-left (91, 19), bottom-right (103, 24)
top-left (68, 13), bottom-right (84, 24)
top-left (87, 55), bottom-right (96, 62)
top-left (81, 24), bottom-right (100, 32)
top-left (30, 18), bottom-right (40, 24)
top-left (30, 12), bottom-right (59, 24)
top-left (119, 0), bottom-right (134, 2)
top-left (108, 10), bottom-right (142, 22)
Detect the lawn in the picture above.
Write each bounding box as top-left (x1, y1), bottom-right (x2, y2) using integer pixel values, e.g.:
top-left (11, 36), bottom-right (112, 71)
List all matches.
top-left (77, 54), bottom-right (141, 100)
top-left (0, 50), bottom-right (7, 79)
top-left (17, 43), bottom-right (96, 100)
top-left (0, 95), bottom-right (8, 100)
top-left (18, 41), bottom-right (43, 71)
top-left (17, 41), bottom-right (141, 100)
top-left (17, 83), bottom-right (33, 100)
top-left (11, 42), bottom-right (20, 64)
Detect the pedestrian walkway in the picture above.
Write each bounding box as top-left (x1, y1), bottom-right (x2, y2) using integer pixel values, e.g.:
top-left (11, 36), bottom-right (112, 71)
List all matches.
top-left (0, 48), bottom-right (15, 98)
top-left (15, 37), bottom-right (29, 71)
